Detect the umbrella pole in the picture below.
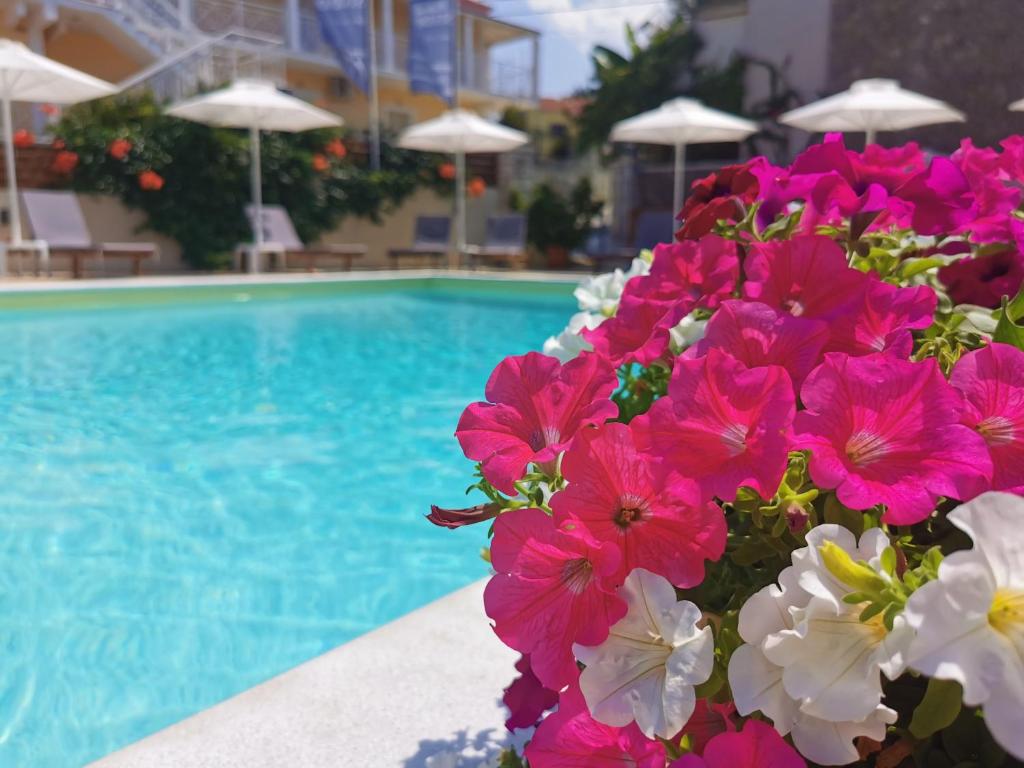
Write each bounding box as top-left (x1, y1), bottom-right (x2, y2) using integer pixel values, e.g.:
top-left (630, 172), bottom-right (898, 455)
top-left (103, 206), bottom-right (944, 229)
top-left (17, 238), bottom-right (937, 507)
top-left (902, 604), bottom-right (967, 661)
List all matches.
top-left (249, 125), bottom-right (263, 274)
top-left (865, 127), bottom-right (877, 146)
top-left (672, 141), bottom-right (687, 238)
top-left (2, 95), bottom-right (22, 250)
top-left (453, 148), bottom-right (466, 270)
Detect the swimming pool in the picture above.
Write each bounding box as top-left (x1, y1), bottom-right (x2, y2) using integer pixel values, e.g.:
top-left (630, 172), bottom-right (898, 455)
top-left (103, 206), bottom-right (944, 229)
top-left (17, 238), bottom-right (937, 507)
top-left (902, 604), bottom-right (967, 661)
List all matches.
top-left (0, 278), bottom-right (574, 767)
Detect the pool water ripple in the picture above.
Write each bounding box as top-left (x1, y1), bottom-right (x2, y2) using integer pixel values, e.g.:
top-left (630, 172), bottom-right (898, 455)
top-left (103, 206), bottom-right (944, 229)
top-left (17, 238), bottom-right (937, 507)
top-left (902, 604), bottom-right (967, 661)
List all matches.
top-left (0, 288), bottom-right (571, 766)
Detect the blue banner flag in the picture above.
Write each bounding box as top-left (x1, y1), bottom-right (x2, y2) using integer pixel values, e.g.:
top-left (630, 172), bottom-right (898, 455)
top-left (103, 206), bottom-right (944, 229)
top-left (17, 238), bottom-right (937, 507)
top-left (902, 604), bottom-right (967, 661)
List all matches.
top-left (408, 0), bottom-right (456, 105)
top-left (315, 0), bottom-right (371, 94)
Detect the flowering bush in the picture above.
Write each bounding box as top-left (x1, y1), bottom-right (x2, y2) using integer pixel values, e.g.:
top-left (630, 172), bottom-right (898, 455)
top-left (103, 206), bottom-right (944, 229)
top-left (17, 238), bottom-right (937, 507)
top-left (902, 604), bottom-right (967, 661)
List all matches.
top-left (431, 133), bottom-right (1024, 768)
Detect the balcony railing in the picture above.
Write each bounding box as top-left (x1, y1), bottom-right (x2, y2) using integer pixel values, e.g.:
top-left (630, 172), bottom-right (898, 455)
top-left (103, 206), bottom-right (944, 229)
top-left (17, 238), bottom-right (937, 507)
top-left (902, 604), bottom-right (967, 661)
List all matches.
top-left (295, 12), bottom-right (535, 101)
top-left (194, 0), bottom-right (286, 43)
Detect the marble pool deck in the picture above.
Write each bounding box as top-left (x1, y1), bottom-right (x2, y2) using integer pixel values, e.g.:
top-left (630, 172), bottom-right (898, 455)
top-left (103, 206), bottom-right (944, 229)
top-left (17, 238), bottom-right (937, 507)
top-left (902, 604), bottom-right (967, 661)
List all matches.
top-left (88, 579), bottom-right (527, 768)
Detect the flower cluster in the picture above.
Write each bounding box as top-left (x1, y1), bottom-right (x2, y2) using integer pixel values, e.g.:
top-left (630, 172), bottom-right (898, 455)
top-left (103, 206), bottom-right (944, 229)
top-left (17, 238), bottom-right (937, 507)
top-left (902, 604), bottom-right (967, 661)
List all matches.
top-left (434, 133), bottom-right (1024, 767)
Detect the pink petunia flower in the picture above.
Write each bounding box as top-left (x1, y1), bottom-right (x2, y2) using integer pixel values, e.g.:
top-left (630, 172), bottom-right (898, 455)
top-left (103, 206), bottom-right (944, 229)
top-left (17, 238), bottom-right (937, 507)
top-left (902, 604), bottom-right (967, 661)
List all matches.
top-left (670, 719), bottom-right (806, 768)
top-left (456, 352), bottom-right (618, 495)
top-left (688, 299), bottom-right (829, 389)
top-left (951, 138), bottom-right (1022, 243)
top-left (939, 243), bottom-right (1024, 309)
top-left (551, 421), bottom-right (726, 588)
top-left (625, 236), bottom-right (740, 309)
top-left (893, 156), bottom-right (978, 236)
top-left (824, 279), bottom-right (937, 358)
top-left (525, 682), bottom-right (666, 768)
top-left (951, 343), bottom-right (1024, 495)
top-left (787, 134), bottom-right (922, 229)
top-left (679, 699), bottom-right (738, 755)
top-left (502, 654), bottom-right (559, 731)
top-left (794, 353), bottom-right (992, 525)
top-left (484, 507), bottom-right (626, 689)
top-left (636, 348), bottom-right (796, 502)
top-left (583, 294), bottom-right (692, 367)
top-left (742, 236), bottom-right (867, 320)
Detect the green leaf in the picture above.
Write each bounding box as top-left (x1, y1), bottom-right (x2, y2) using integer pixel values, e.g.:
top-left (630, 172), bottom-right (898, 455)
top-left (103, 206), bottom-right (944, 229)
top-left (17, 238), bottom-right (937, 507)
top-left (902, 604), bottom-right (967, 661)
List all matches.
top-left (823, 494), bottom-right (864, 537)
top-left (900, 256), bottom-right (946, 279)
top-left (993, 288), bottom-right (1024, 350)
top-left (910, 678), bottom-right (964, 739)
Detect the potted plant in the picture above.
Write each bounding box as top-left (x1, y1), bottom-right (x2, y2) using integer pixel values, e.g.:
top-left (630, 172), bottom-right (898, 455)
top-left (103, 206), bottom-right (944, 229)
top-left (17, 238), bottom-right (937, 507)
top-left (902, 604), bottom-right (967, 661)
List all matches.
top-left (525, 178), bottom-right (602, 269)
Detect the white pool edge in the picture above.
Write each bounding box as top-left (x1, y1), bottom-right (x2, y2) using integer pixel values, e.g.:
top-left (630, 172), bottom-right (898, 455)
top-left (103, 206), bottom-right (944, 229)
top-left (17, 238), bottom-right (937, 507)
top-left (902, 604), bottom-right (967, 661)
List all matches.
top-left (87, 578), bottom-right (525, 768)
top-left (0, 268), bottom-right (581, 294)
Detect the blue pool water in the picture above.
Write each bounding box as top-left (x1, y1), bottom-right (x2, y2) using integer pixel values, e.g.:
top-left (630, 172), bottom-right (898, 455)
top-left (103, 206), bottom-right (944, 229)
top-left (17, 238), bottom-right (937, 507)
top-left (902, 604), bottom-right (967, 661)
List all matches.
top-left (0, 283), bottom-right (572, 767)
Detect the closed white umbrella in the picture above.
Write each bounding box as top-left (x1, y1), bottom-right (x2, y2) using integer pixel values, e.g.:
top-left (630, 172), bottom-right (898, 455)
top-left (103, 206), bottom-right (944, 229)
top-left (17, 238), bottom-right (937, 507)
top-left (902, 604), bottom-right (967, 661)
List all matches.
top-left (168, 79), bottom-right (342, 272)
top-left (0, 39), bottom-right (116, 252)
top-left (780, 78), bottom-right (964, 146)
top-left (611, 97), bottom-right (758, 231)
top-left (398, 109), bottom-right (528, 258)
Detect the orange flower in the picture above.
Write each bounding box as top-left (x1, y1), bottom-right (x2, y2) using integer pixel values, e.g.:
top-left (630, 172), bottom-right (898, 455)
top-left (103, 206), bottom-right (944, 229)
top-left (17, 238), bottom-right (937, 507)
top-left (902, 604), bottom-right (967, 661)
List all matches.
top-left (438, 162), bottom-right (456, 181)
top-left (52, 150), bottom-right (79, 174)
top-left (468, 176), bottom-right (487, 198)
top-left (138, 170), bottom-right (165, 191)
top-left (325, 138), bottom-right (347, 159)
top-left (109, 138), bottom-right (133, 160)
top-left (52, 138), bottom-right (66, 150)
top-left (39, 103), bottom-right (59, 117)
top-left (13, 129), bottom-right (34, 148)
top-left (312, 153), bottom-right (330, 172)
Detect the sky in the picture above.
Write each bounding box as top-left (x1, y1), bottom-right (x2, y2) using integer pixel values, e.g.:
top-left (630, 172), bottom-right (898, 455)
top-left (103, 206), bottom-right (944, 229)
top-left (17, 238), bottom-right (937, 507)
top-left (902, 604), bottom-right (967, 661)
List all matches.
top-left (487, 0), bottom-right (674, 98)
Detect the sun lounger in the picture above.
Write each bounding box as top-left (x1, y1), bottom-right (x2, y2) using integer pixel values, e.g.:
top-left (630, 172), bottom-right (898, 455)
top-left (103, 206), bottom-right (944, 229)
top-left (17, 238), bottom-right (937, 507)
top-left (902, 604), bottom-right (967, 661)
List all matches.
top-left (239, 205), bottom-right (367, 272)
top-left (586, 211), bottom-right (674, 273)
top-left (21, 190), bottom-right (159, 278)
top-left (462, 214), bottom-right (528, 270)
top-left (387, 216), bottom-right (451, 269)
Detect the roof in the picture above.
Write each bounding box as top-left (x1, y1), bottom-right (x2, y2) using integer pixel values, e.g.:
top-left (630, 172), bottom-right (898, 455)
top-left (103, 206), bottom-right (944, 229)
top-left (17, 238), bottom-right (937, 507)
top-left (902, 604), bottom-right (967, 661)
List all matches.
top-left (539, 97), bottom-right (591, 119)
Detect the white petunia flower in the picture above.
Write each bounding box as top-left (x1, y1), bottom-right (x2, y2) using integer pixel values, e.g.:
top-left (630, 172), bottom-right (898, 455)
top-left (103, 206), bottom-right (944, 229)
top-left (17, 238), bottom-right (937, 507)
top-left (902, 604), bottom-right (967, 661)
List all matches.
top-left (574, 568), bottom-right (714, 740)
top-left (542, 312), bottom-right (602, 363)
top-left (904, 492), bottom-right (1024, 760)
top-left (728, 525), bottom-right (907, 765)
top-left (668, 313), bottom-right (708, 352)
top-left (574, 257), bottom-right (650, 316)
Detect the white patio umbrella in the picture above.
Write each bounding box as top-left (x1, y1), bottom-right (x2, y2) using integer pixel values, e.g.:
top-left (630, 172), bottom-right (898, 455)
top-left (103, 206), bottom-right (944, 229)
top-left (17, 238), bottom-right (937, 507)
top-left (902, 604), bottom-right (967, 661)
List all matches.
top-left (780, 78), bottom-right (964, 146)
top-left (0, 39), bottom-right (116, 251)
top-left (1007, 96), bottom-right (1024, 113)
top-left (398, 109), bottom-right (528, 258)
top-left (611, 97), bottom-right (758, 229)
top-left (167, 79), bottom-right (342, 273)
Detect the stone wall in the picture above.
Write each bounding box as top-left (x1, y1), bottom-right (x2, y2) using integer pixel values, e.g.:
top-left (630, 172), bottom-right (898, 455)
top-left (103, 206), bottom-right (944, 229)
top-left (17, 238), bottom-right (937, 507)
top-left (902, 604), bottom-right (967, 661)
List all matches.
top-left (827, 0), bottom-right (1024, 152)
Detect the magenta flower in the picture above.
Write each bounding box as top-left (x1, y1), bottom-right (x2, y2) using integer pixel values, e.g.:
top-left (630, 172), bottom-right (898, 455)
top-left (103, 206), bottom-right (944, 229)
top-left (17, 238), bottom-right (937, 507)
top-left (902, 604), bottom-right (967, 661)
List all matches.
top-left (893, 156), bottom-right (977, 235)
top-left (787, 134), bottom-right (922, 227)
top-left (824, 279), bottom-right (937, 358)
top-left (742, 236), bottom-right (867, 320)
top-left (502, 654), bottom-right (559, 731)
top-left (525, 682), bottom-right (666, 768)
top-left (670, 719), bottom-right (806, 768)
top-left (951, 343), bottom-right (1024, 494)
top-left (551, 421), bottom-right (726, 588)
top-left (679, 699), bottom-right (738, 755)
top-left (938, 245), bottom-right (1024, 309)
top-left (456, 352), bottom-right (618, 495)
top-left (951, 138), bottom-right (1022, 243)
top-left (794, 353), bottom-right (992, 524)
top-left (689, 299), bottom-right (829, 389)
top-left (625, 235), bottom-right (740, 309)
top-left (584, 294), bottom-right (692, 366)
top-left (637, 348), bottom-right (795, 501)
top-left (484, 507), bottom-right (626, 689)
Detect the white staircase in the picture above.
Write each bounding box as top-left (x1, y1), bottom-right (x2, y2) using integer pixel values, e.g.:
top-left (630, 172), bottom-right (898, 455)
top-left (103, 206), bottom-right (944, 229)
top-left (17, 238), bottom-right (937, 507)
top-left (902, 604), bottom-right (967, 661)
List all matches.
top-left (54, 0), bottom-right (287, 100)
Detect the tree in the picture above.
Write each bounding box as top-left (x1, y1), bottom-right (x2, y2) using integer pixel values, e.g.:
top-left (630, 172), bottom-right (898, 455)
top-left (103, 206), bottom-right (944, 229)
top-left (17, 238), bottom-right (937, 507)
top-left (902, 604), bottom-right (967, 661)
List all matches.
top-left (576, 15), bottom-right (745, 150)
